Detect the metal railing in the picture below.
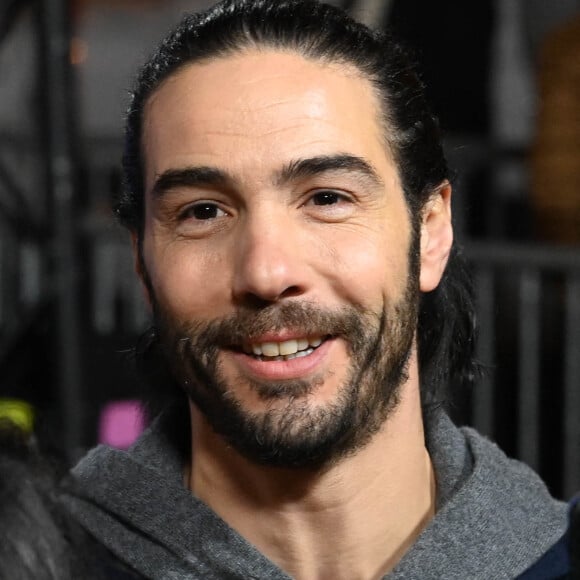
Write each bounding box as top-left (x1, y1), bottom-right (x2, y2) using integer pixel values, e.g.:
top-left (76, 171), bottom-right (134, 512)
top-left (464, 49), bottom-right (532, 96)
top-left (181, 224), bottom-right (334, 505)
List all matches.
top-left (465, 240), bottom-right (580, 498)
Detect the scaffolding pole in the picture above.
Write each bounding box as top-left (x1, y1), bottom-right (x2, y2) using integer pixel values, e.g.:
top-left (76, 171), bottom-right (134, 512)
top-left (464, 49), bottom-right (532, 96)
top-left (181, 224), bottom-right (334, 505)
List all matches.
top-left (38, 0), bottom-right (83, 462)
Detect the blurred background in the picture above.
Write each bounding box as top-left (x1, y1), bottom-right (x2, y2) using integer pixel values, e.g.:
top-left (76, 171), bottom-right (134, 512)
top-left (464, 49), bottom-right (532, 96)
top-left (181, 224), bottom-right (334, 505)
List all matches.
top-left (0, 0), bottom-right (579, 498)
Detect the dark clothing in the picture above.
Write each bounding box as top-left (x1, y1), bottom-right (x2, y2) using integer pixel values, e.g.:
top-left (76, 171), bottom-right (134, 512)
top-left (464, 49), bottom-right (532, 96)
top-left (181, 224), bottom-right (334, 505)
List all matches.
top-left (571, 499), bottom-right (580, 579)
top-left (516, 533), bottom-right (569, 579)
top-left (65, 409), bottom-right (566, 579)
top-left (517, 497), bottom-right (580, 580)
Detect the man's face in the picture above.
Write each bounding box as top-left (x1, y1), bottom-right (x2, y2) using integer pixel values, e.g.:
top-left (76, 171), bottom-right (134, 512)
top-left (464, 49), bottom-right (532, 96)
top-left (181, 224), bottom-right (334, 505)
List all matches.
top-left (140, 50), bottom-right (419, 468)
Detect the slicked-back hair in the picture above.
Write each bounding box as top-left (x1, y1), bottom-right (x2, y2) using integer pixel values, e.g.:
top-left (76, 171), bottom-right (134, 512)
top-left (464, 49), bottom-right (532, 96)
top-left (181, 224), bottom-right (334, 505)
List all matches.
top-left (120, 0), bottom-right (479, 408)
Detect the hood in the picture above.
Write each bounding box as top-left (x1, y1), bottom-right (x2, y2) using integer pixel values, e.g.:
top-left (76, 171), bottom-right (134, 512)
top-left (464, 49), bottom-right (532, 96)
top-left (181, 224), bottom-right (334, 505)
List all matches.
top-left (64, 408), bottom-right (567, 580)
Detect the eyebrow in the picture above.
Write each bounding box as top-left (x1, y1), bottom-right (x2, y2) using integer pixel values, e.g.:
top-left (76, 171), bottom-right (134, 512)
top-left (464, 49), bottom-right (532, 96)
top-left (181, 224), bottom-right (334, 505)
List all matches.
top-left (276, 154), bottom-right (384, 189)
top-left (151, 166), bottom-right (231, 199)
top-left (150, 153), bottom-right (384, 199)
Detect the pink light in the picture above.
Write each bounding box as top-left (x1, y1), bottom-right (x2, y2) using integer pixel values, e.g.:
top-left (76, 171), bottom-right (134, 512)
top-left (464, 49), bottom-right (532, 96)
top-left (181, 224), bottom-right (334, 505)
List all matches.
top-left (98, 400), bottom-right (146, 449)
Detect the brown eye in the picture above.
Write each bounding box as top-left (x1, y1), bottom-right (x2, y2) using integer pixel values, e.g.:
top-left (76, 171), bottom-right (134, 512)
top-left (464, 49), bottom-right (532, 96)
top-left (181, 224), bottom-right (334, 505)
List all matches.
top-left (312, 191), bottom-right (342, 206)
top-left (303, 189), bottom-right (355, 222)
top-left (183, 202), bottom-right (226, 220)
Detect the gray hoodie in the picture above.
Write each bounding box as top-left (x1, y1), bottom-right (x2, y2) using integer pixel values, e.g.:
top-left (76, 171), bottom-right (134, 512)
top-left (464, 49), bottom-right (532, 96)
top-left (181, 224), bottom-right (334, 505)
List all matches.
top-left (64, 409), bottom-right (567, 579)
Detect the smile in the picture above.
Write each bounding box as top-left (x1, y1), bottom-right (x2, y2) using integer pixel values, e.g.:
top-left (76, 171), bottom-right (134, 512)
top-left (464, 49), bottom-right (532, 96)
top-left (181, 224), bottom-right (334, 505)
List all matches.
top-left (241, 336), bottom-right (325, 361)
top-left (229, 335), bottom-right (335, 381)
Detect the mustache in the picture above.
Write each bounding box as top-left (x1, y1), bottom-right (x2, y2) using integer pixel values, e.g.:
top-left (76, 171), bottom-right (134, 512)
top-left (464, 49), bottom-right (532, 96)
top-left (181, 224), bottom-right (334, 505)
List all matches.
top-left (161, 301), bottom-right (374, 352)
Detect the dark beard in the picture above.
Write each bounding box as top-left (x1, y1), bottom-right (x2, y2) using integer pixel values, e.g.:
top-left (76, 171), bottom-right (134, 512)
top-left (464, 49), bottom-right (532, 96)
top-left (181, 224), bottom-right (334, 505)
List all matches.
top-left (153, 268), bottom-right (420, 470)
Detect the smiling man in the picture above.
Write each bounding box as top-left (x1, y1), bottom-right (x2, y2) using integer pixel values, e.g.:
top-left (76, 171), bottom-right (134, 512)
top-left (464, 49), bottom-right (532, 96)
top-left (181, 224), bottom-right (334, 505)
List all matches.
top-left (65, 1), bottom-right (567, 579)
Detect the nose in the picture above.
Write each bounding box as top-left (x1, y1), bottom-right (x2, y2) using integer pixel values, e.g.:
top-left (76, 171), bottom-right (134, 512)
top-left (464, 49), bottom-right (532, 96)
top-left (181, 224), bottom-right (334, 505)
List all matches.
top-left (231, 211), bottom-right (309, 305)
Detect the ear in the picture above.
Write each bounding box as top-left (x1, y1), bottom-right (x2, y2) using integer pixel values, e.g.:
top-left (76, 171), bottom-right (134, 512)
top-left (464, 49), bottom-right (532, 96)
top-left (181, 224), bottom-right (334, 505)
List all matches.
top-left (131, 231), bottom-right (152, 308)
top-left (419, 182), bottom-right (453, 292)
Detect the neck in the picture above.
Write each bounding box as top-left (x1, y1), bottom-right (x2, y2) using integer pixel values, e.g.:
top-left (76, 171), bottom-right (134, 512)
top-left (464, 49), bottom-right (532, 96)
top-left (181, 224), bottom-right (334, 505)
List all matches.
top-left (187, 364), bottom-right (435, 580)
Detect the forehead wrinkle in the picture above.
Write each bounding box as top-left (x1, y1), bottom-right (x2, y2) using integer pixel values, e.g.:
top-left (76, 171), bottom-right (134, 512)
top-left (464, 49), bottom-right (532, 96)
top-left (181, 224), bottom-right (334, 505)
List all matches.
top-left (200, 122), bottom-right (313, 140)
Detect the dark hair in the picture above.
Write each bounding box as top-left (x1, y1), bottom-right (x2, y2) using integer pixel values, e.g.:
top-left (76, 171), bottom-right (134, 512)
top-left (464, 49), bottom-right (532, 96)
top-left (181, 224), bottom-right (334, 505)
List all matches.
top-left (119, 0), bottom-right (479, 407)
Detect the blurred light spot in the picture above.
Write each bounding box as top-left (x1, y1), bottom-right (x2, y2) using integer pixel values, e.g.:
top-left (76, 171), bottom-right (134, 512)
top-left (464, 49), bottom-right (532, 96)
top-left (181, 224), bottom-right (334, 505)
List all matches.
top-left (70, 37), bottom-right (88, 65)
top-left (0, 398), bottom-right (35, 433)
top-left (98, 400), bottom-right (146, 449)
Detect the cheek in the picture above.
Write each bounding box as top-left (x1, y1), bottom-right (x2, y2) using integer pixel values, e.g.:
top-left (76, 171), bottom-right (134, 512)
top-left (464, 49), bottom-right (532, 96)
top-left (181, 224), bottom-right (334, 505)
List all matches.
top-left (144, 240), bottom-right (231, 319)
top-left (318, 226), bottom-right (410, 305)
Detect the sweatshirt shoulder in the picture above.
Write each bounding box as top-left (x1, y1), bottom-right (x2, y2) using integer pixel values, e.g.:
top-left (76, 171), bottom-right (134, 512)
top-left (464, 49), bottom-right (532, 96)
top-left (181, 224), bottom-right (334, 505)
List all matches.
top-left (462, 425), bottom-right (565, 515)
top-left (390, 423), bottom-right (567, 580)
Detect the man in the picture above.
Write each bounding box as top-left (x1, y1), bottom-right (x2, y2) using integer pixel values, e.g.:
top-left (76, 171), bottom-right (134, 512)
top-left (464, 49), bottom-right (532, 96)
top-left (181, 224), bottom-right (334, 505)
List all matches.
top-left (64, 1), bottom-right (567, 578)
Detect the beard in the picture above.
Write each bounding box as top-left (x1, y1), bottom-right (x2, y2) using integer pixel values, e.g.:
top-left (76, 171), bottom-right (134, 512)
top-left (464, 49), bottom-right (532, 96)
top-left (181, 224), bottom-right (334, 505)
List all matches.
top-left (150, 253), bottom-right (420, 470)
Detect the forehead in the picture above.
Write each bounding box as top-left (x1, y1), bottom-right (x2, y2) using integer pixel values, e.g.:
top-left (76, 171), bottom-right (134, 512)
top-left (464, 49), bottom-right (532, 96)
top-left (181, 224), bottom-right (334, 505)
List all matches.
top-left (142, 49), bottom-right (397, 190)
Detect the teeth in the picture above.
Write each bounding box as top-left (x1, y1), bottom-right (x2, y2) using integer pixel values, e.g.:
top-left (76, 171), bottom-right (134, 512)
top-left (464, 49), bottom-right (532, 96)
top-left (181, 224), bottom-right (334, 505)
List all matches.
top-left (261, 342), bottom-right (280, 357)
top-left (246, 336), bottom-right (324, 359)
top-left (279, 339), bottom-right (298, 356)
top-left (297, 338), bottom-right (309, 351)
top-left (285, 348), bottom-right (314, 360)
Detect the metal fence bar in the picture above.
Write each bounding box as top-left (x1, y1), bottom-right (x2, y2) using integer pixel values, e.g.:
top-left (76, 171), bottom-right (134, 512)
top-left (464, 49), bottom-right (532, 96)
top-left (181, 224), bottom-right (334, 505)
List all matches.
top-left (19, 242), bottom-right (42, 308)
top-left (518, 268), bottom-right (541, 471)
top-left (563, 273), bottom-right (580, 498)
top-left (465, 241), bottom-right (580, 271)
top-left (0, 230), bottom-right (17, 337)
top-left (0, 234), bottom-right (4, 329)
top-left (39, 0), bottom-right (83, 461)
top-left (473, 266), bottom-right (495, 437)
top-left (92, 239), bottom-right (118, 335)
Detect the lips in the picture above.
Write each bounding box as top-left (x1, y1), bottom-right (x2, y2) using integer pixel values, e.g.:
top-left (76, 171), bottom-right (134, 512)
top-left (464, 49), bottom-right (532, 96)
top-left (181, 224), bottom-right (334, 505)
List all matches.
top-left (228, 335), bottom-right (334, 381)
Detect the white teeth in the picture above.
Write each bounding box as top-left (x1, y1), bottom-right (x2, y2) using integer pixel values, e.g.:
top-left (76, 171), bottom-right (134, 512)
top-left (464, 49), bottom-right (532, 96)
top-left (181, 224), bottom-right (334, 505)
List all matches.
top-left (285, 348), bottom-right (314, 360)
top-left (279, 339), bottom-right (298, 356)
top-left (261, 342), bottom-right (280, 357)
top-left (246, 336), bottom-right (324, 359)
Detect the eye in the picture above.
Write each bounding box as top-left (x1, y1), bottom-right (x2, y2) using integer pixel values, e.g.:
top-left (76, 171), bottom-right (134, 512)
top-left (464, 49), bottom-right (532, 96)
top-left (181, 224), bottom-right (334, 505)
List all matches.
top-left (311, 191), bottom-right (343, 206)
top-left (305, 189), bottom-right (354, 209)
top-left (181, 201), bottom-right (227, 221)
top-left (303, 189), bottom-right (355, 222)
